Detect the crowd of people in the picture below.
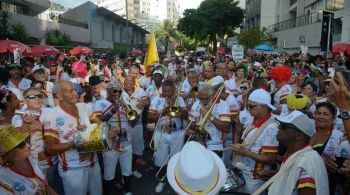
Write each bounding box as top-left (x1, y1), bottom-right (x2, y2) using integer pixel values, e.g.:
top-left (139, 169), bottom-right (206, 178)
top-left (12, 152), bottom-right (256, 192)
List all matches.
top-left (0, 49), bottom-right (349, 195)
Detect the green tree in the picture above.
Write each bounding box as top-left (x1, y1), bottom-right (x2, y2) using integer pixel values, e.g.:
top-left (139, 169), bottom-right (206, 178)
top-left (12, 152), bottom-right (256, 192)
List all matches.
top-left (155, 19), bottom-right (176, 52)
top-left (0, 11), bottom-right (11, 39)
top-left (11, 21), bottom-right (31, 43)
top-left (46, 29), bottom-right (71, 46)
top-left (178, 0), bottom-right (244, 51)
top-left (237, 27), bottom-right (274, 49)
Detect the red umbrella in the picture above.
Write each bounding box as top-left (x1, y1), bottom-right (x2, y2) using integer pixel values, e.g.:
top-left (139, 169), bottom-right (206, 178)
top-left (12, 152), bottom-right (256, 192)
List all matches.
top-left (31, 45), bottom-right (60, 57)
top-left (69, 46), bottom-right (93, 55)
top-left (131, 49), bottom-right (143, 56)
top-left (0, 39), bottom-right (31, 54)
top-left (332, 43), bottom-right (350, 55)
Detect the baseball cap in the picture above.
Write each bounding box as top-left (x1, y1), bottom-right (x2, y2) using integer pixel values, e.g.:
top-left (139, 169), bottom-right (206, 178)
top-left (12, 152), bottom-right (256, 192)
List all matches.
top-left (8, 63), bottom-right (21, 69)
top-left (248, 89), bottom-right (276, 110)
top-left (107, 80), bottom-right (122, 89)
top-left (275, 110), bottom-right (316, 137)
top-left (253, 62), bottom-right (262, 67)
top-left (153, 70), bottom-right (163, 76)
top-left (31, 64), bottom-right (45, 73)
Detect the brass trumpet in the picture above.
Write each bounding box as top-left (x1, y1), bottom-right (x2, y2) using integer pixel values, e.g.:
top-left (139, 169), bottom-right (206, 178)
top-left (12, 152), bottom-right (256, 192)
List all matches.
top-left (154, 83), bottom-right (225, 182)
top-left (116, 97), bottom-right (137, 121)
top-left (192, 83), bottom-right (225, 136)
top-left (149, 81), bottom-right (183, 151)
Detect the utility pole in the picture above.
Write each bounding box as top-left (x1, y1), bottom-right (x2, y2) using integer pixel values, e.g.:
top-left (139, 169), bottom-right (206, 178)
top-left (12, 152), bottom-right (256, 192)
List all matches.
top-left (125, 0), bottom-right (129, 56)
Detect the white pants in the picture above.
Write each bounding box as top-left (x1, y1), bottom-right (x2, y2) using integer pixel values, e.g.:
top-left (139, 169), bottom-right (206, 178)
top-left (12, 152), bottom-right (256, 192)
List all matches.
top-left (58, 163), bottom-right (102, 195)
top-left (131, 123), bottom-right (144, 156)
top-left (154, 130), bottom-right (184, 167)
top-left (103, 144), bottom-right (132, 180)
top-left (238, 173), bottom-right (265, 194)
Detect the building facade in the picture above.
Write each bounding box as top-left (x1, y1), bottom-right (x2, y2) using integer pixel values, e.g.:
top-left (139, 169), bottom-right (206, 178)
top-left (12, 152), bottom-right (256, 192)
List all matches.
top-left (97, 0), bottom-right (180, 31)
top-left (267, 0), bottom-right (346, 54)
top-left (244, 0), bottom-right (277, 30)
top-left (1, 0), bottom-right (147, 49)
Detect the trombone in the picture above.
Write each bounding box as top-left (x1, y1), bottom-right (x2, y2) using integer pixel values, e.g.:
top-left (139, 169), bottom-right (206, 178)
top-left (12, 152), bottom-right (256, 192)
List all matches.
top-left (154, 83), bottom-right (225, 182)
top-left (149, 81), bottom-right (183, 151)
top-left (116, 96), bottom-right (138, 122)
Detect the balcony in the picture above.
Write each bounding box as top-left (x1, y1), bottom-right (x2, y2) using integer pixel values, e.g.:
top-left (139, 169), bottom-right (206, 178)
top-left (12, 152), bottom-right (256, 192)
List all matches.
top-left (266, 12), bottom-right (322, 33)
top-left (290, 0), bottom-right (297, 6)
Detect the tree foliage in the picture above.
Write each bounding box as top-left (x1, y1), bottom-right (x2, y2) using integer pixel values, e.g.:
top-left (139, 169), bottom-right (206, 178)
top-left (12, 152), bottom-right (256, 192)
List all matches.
top-left (0, 11), bottom-right (11, 39)
top-left (46, 29), bottom-right (71, 46)
top-left (178, 0), bottom-right (244, 51)
top-left (155, 19), bottom-right (176, 52)
top-left (237, 27), bottom-right (274, 49)
top-left (11, 22), bottom-right (31, 43)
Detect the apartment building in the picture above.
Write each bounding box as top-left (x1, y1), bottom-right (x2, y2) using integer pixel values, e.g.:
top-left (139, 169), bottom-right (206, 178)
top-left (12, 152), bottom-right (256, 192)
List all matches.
top-left (244, 0), bottom-right (277, 30)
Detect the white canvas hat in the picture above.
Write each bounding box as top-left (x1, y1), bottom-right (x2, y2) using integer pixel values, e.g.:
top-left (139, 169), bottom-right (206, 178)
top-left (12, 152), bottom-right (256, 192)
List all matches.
top-left (275, 110), bottom-right (316, 137)
top-left (248, 89), bottom-right (276, 110)
top-left (167, 141), bottom-right (227, 195)
top-left (253, 62), bottom-right (262, 67)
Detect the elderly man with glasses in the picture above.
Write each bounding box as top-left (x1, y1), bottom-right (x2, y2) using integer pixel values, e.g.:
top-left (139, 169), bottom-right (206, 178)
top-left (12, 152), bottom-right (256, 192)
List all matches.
top-left (232, 88), bottom-right (280, 194)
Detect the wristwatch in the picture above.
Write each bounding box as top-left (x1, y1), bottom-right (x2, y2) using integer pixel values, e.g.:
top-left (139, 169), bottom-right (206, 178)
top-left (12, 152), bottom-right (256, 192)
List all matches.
top-left (339, 111), bottom-right (350, 120)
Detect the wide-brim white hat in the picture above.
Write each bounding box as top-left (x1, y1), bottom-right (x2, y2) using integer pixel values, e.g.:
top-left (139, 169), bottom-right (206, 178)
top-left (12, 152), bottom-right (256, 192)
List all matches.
top-left (167, 141), bottom-right (227, 195)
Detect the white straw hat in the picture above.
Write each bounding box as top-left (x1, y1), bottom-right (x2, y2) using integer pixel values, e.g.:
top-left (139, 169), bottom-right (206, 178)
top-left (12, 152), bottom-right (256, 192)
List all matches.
top-left (167, 141), bottom-right (227, 195)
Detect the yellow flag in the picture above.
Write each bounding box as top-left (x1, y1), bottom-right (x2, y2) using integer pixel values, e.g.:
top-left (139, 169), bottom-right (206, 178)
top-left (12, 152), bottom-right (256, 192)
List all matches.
top-left (144, 32), bottom-right (159, 67)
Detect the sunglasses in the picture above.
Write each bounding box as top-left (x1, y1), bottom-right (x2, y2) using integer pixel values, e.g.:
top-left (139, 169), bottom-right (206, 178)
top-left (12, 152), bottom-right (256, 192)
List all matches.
top-left (240, 86), bottom-right (248, 90)
top-left (16, 137), bottom-right (30, 149)
top-left (112, 89), bottom-right (122, 94)
top-left (25, 94), bottom-right (45, 99)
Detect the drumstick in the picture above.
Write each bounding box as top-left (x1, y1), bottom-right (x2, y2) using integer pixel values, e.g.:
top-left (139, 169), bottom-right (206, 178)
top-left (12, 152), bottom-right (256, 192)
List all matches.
top-left (218, 144), bottom-right (249, 151)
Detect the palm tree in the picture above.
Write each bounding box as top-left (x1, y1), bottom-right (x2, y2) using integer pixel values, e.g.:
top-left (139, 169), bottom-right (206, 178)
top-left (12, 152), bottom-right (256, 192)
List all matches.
top-left (46, 29), bottom-right (71, 46)
top-left (11, 21), bottom-right (31, 43)
top-left (155, 19), bottom-right (176, 52)
top-left (0, 11), bottom-right (11, 39)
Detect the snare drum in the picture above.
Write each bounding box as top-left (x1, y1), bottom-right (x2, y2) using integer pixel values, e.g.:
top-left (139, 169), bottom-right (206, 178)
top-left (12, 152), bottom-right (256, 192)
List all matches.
top-left (73, 123), bottom-right (113, 153)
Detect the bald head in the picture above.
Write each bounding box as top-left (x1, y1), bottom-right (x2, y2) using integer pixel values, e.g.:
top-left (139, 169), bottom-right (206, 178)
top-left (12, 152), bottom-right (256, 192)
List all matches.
top-left (55, 80), bottom-right (79, 104)
top-left (124, 75), bottom-right (136, 90)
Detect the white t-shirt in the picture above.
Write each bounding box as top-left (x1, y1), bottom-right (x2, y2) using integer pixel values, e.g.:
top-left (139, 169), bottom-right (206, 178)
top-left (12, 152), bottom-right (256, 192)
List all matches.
top-left (273, 84), bottom-right (293, 107)
top-left (149, 95), bottom-right (186, 132)
top-left (0, 157), bottom-right (48, 195)
top-left (145, 82), bottom-right (162, 102)
top-left (121, 88), bottom-right (147, 123)
top-left (168, 63), bottom-right (177, 76)
top-left (12, 108), bottom-right (58, 169)
top-left (189, 99), bottom-right (231, 151)
top-left (240, 117), bottom-right (279, 179)
top-left (43, 103), bottom-right (97, 170)
top-left (7, 79), bottom-right (32, 92)
top-left (93, 99), bottom-right (132, 146)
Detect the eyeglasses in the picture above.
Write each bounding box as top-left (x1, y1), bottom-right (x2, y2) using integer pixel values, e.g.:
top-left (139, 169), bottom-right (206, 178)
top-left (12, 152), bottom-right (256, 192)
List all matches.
top-left (240, 86), bottom-right (248, 90)
top-left (24, 94), bottom-right (45, 99)
top-left (16, 137), bottom-right (30, 149)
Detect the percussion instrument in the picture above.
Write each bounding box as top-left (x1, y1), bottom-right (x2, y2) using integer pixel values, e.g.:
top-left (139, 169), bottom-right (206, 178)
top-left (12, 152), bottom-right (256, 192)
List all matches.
top-left (73, 123), bottom-right (112, 153)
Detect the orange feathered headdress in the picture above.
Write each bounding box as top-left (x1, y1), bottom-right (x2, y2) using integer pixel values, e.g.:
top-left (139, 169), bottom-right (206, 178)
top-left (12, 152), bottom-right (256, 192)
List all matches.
top-left (270, 65), bottom-right (292, 82)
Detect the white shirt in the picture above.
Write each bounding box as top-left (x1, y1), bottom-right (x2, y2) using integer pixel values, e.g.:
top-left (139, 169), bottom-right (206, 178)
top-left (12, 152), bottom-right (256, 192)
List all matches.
top-left (7, 79), bottom-right (32, 92)
top-left (121, 88), bottom-right (147, 123)
top-left (149, 95), bottom-right (186, 132)
top-left (168, 63), bottom-right (177, 76)
top-left (93, 99), bottom-right (132, 146)
top-left (189, 99), bottom-right (231, 151)
top-left (12, 108), bottom-right (58, 170)
top-left (145, 82), bottom-right (162, 102)
top-left (43, 103), bottom-right (97, 170)
top-left (273, 84), bottom-right (293, 107)
top-left (222, 94), bottom-right (240, 145)
top-left (0, 157), bottom-right (48, 195)
top-left (240, 117), bottom-right (279, 179)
